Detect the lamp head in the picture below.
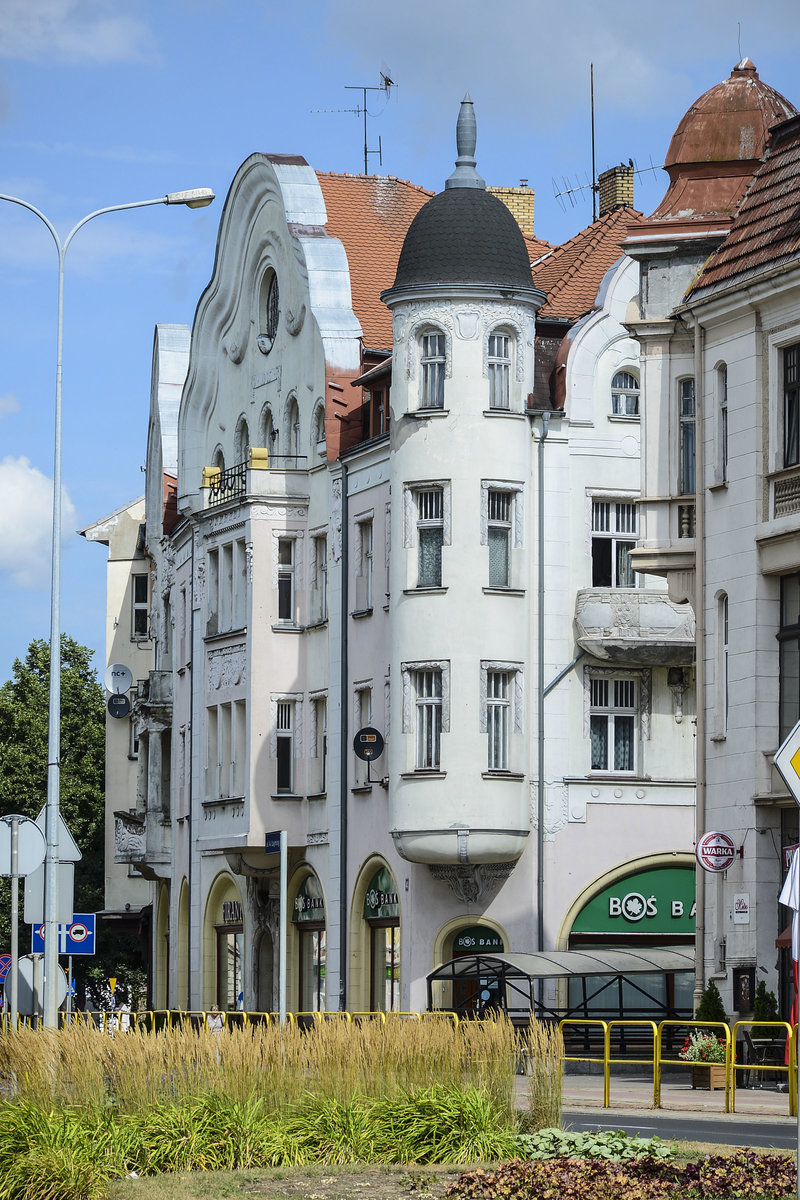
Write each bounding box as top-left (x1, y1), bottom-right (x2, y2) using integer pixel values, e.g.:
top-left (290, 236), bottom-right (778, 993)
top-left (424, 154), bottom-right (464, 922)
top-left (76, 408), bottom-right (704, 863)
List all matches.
top-left (164, 188), bottom-right (215, 209)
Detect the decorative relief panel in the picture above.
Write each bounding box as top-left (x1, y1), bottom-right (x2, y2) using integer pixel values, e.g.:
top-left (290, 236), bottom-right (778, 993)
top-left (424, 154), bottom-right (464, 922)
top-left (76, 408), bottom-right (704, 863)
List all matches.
top-left (330, 477), bottom-right (343, 562)
top-left (530, 782), bottom-right (569, 841)
top-left (207, 645), bottom-right (246, 691)
top-left (401, 661), bottom-right (450, 732)
top-left (114, 811), bottom-right (146, 863)
top-left (428, 862), bottom-right (515, 903)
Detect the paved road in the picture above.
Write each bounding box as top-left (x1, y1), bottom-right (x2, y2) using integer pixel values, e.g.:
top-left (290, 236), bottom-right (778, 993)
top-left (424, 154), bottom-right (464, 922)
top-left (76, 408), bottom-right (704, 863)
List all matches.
top-left (563, 1109), bottom-right (798, 1151)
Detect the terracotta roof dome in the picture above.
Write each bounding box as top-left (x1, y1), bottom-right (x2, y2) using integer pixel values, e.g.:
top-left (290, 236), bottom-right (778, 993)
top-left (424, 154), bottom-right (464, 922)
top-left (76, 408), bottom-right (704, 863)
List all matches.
top-left (647, 59), bottom-right (797, 229)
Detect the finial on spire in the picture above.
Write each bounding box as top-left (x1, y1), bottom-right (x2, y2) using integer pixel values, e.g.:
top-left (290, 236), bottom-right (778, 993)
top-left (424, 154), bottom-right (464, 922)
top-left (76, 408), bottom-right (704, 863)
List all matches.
top-left (445, 94), bottom-right (486, 190)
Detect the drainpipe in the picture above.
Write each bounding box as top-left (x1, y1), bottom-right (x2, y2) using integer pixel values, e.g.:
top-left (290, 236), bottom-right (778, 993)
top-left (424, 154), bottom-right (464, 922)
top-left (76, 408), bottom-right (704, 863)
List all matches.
top-left (692, 322), bottom-right (706, 1015)
top-left (187, 522), bottom-right (196, 1009)
top-left (530, 411), bottom-right (551, 961)
top-left (338, 461), bottom-right (350, 1010)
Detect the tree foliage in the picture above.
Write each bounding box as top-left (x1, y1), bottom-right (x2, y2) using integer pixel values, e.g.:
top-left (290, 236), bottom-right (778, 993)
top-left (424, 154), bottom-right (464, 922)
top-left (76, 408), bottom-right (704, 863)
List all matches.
top-left (0, 636), bottom-right (142, 1004)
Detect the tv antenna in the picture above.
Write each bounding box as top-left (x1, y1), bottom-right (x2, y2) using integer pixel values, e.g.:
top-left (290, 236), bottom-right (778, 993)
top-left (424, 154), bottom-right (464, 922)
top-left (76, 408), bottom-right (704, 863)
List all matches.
top-left (313, 72), bottom-right (396, 174)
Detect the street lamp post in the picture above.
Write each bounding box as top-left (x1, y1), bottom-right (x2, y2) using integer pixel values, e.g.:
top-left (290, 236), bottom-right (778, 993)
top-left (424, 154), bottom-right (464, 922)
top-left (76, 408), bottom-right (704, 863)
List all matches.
top-left (0, 186), bottom-right (214, 1027)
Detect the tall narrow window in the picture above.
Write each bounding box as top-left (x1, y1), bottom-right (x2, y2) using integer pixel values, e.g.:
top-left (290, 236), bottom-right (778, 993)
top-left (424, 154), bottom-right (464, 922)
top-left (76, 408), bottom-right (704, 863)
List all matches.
top-left (132, 574), bottom-right (149, 638)
top-left (356, 519), bottom-right (373, 610)
top-left (416, 488), bottom-right (444, 587)
top-left (420, 333), bottom-right (445, 409)
top-left (276, 701), bottom-right (294, 793)
top-left (784, 344), bottom-right (800, 468)
top-left (312, 535), bottom-right (327, 621)
top-left (277, 539), bottom-right (295, 621)
top-left (611, 370), bottom-right (640, 417)
top-left (590, 676), bottom-right (637, 772)
top-left (720, 595), bottom-right (729, 736)
top-left (486, 671), bottom-right (510, 770)
top-left (779, 574), bottom-right (800, 741)
top-left (679, 378), bottom-right (696, 494)
top-left (488, 491), bottom-right (512, 587)
top-left (591, 500), bottom-right (638, 587)
top-left (312, 696), bottom-right (327, 794)
top-left (719, 366), bottom-right (728, 482)
top-left (414, 669), bottom-right (442, 770)
top-left (488, 332), bottom-right (511, 409)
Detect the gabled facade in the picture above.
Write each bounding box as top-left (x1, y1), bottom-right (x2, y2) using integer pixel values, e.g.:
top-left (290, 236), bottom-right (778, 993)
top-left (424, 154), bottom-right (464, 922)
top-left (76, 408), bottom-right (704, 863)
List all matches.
top-left (627, 61), bottom-right (800, 1019)
top-left (116, 104), bottom-right (697, 1019)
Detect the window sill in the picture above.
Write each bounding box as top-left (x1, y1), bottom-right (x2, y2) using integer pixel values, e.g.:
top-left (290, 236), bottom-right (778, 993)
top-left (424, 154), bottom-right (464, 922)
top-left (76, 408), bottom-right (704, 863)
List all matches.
top-left (708, 480), bottom-right (728, 493)
top-left (481, 771), bottom-right (526, 781)
top-left (400, 770), bottom-right (446, 780)
top-left (203, 795), bottom-right (245, 808)
top-left (271, 792), bottom-right (303, 801)
top-left (403, 587), bottom-right (447, 596)
top-left (608, 414), bottom-right (640, 423)
top-left (482, 586), bottom-right (525, 597)
top-left (409, 408), bottom-right (449, 418)
top-left (351, 784), bottom-right (372, 794)
top-left (351, 607), bottom-right (373, 619)
top-left (307, 791), bottom-right (327, 800)
top-left (586, 772), bottom-right (648, 782)
top-left (131, 634), bottom-right (151, 643)
top-left (709, 734), bottom-right (727, 743)
top-left (305, 618), bottom-right (328, 631)
top-left (271, 622), bottom-right (303, 634)
top-left (482, 408), bottom-right (526, 419)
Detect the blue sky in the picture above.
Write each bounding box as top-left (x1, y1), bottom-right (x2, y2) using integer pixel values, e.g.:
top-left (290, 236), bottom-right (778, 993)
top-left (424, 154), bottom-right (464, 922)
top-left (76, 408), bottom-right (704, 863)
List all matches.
top-left (1, 0), bottom-right (799, 685)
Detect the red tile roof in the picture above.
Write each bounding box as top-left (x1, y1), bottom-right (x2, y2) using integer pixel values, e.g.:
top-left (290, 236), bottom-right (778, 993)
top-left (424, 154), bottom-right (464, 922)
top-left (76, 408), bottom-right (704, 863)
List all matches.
top-left (689, 115), bottom-right (800, 298)
top-left (317, 173), bottom-right (433, 351)
top-left (532, 207), bottom-right (644, 320)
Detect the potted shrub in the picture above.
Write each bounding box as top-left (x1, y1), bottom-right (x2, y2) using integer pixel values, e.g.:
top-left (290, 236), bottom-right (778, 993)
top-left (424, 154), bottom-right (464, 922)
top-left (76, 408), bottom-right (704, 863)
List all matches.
top-left (680, 1029), bottom-right (728, 1089)
top-left (694, 979), bottom-right (727, 1030)
top-left (752, 980), bottom-right (779, 1038)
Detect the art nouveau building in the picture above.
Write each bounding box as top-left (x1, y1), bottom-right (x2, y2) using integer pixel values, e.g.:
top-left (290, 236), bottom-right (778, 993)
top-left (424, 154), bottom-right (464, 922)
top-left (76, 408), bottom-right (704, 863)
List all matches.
top-left (103, 102), bottom-right (698, 1016)
top-left (627, 60), bottom-right (799, 1017)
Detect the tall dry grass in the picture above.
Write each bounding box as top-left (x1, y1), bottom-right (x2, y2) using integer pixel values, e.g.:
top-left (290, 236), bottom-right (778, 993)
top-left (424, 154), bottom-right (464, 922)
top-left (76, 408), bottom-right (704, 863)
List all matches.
top-left (521, 1018), bottom-right (564, 1130)
top-left (0, 1012), bottom-right (520, 1121)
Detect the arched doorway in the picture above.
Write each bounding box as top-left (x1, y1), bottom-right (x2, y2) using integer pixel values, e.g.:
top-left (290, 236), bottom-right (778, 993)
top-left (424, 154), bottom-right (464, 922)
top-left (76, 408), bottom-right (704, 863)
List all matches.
top-left (362, 866), bottom-right (400, 1012)
top-left (451, 925), bottom-right (505, 1016)
top-left (256, 928), bottom-right (274, 1013)
top-left (202, 873), bottom-right (244, 1012)
top-left (291, 871), bottom-right (326, 1013)
top-left (154, 884), bottom-right (169, 1010)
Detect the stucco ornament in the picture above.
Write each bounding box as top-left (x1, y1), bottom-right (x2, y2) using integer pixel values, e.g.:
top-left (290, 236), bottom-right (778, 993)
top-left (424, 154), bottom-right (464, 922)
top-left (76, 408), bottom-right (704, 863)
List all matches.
top-left (429, 862), bottom-right (516, 903)
top-left (113, 811), bottom-right (146, 863)
top-left (530, 782), bottom-right (570, 840)
top-left (208, 645), bottom-right (246, 690)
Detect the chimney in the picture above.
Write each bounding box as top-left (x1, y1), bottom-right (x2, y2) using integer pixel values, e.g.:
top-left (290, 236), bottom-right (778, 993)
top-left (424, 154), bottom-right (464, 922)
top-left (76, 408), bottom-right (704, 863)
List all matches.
top-left (597, 163), bottom-right (634, 217)
top-left (488, 180), bottom-right (535, 236)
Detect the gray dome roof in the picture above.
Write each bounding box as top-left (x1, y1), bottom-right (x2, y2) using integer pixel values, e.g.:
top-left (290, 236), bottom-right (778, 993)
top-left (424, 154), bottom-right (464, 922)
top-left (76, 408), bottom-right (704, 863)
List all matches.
top-left (389, 187), bottom-right (535, 292)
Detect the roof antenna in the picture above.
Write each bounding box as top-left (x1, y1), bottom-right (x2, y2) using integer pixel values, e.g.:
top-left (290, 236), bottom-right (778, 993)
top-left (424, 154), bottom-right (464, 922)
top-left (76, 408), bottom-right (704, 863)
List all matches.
top-left (737, 21), bottom-right (742, 60)
top-left (312, 73), bottom-right (396, 174)
top-left (590, 63), bottom-right (597, 221)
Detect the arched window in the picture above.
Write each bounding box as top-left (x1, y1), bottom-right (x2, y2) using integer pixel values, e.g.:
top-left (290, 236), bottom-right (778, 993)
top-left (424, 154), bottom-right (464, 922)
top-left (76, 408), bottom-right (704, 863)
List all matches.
top-left (488, 330), bottom-right (512, 409)
top-left (611, 370), bottom-right (639, 417)
top-left (717, 365), bottom-right (728, 482)
top-left (678, 378), bottom-right (696, 494)
top-left (260, 404), bottom-right (276, 451)
top-left (313, 403), bottom-right (326, 453)
top-left (213, 446), bottom-right (225, 473)
top-left (419, 330), bottom-right (446, 409)
top-left (257, 269), bottom-right (279, 355)
top-left (235, 417), bottom-right (250, 465)
top-left (286, 397), bottom-right (300, 459)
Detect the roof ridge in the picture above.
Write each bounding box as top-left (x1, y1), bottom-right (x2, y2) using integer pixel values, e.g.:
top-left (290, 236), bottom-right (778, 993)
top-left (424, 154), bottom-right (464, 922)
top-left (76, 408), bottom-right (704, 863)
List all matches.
top-left (315, 171), bottom-right (435, 196)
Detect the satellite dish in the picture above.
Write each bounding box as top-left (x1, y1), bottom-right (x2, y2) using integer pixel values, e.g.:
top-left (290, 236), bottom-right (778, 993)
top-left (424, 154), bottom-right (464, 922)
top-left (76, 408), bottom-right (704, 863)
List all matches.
top-left (104, 663), bottom-right (133, 695)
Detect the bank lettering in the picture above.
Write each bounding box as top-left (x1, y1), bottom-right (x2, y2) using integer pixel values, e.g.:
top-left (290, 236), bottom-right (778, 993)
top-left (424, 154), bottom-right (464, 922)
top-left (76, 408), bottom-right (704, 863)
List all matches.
top-left (608, 892), bottom-right (695, 923)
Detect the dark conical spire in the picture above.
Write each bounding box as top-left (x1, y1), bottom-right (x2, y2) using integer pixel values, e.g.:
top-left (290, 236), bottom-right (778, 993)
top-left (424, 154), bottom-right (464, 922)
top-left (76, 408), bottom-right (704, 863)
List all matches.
top-left (445, 94), bottom-right (485, 190)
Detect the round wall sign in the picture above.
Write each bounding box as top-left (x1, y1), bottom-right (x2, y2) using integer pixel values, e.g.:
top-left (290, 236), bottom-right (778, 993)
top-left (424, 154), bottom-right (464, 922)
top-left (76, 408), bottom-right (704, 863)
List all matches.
top-left (696, 831), bottom-right (737, 872)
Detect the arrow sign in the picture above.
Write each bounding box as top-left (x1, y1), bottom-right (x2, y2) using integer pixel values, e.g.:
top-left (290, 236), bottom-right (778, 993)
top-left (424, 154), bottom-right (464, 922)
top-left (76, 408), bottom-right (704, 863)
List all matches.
top-left (775, 719), bottom-right (800, 805)
top-left (33, 806), bottom-right (82, 862)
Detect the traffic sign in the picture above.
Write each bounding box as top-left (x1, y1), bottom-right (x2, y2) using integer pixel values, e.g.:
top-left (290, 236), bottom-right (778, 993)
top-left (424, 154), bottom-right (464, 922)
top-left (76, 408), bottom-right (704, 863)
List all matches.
top-left (696, 830), bottom-right (737, 872)
top-left (31, 914), bottom-right (96, 956)
top-left (775, 719), bottom-right (800, 804)
top-left (16, 955), bottom-right (68, 1015)
top-left (0, 954), bottom-right (11, 980)
top-left (0, 816), bottom-right (46, 878)
top-left (264, 831), bottom-right (282, 855)
top-left (24, 861), bottom-right (74, 924)
top-left (33, 806), bottom-right (82, 862)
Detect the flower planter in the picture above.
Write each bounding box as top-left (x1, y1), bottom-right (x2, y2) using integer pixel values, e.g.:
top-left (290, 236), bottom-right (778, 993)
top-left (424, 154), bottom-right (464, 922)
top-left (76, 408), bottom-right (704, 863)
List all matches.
top-left (691, 1064), bottom-right (727, 1090)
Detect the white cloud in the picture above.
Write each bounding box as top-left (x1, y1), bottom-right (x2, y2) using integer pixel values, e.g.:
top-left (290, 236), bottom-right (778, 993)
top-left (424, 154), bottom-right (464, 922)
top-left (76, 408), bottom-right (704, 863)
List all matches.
top-left (0, 0), bottom-right (155, 64)
top-left (0, 394), bottom-right (19, 417)
top-left (0, 456), bottom-right (77, 588)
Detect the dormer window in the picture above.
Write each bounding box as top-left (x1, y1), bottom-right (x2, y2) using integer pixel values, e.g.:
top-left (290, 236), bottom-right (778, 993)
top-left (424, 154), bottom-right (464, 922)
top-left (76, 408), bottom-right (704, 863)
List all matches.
top-left (420, 332), bottom-right (445, 409)
top-left (488, 332), bottom-right (511, 409)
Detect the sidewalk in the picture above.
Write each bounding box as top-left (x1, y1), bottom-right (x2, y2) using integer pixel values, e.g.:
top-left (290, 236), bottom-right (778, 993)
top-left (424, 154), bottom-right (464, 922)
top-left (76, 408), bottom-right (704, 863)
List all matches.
top-left (515, 1071), bottom-right (797, 1121)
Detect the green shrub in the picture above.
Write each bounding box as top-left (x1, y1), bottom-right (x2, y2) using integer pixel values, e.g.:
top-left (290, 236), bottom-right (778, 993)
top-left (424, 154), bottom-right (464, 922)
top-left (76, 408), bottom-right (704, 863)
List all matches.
top-left (512, 1127), bottom-right (674, 1163)
top-left (694, 979), bottom-right (727, 1028)
top-left (752, 980), bottom-right (780, 1038)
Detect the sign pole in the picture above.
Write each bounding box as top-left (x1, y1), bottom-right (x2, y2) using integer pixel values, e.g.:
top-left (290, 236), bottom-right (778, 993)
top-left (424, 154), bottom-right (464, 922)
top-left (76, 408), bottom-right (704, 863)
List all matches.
top-left (279, 830), bottom-right (287, 1026)
top-left (9, 817), bottom-right (19, 1032)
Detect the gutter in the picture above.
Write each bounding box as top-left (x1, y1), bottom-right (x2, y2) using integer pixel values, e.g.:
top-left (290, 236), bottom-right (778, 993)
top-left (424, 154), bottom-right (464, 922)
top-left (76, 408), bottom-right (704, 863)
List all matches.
top-left (338, 461), bottom-right (349, 1010)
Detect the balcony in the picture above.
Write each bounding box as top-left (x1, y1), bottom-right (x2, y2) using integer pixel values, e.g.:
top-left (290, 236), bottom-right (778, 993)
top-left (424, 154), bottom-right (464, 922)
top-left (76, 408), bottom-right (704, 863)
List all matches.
top-left (574, 587), bottom-right (695, 665)
top-left (202, 448), bottom-right (309, 509)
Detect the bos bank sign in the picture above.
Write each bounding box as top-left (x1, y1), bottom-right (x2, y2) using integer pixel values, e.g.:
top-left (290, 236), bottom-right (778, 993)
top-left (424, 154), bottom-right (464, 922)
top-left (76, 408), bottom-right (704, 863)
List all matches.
top-left (572, 866), bottom-right (696, 937)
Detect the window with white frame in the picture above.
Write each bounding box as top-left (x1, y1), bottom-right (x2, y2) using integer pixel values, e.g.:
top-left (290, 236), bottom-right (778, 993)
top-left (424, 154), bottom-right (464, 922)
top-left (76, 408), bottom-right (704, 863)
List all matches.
top-left (718, 365), bottom-right (728, 482)
top-left (487, 490), bottom-right (513, 587)
top-left (355, 518), bottom-right (374, 611)
top-left (678, 378), bottom-right (696, 494)
top-left (591, 499), bottom-right (638, 587)
top-left (311, 534), bottom-right (327, 622)
top-left (589, 675), bottom-right (638, 772)
top-left (354, 685), bottom-right (372, 786)
top-left (416, 488), bottom-right (444, 587)
top-left (276, 700), bottom-right (295, 793)
top-left (611, 370), bottom-right (640, 417)
top-left (779, 574), bottom-right (800, 741)
top-left (784, 344), bottom-right (800, 468)
top-left (486, 671), bottom-right (510, 770)
top-left (132, 574), bottom-right (149, 638)
top-left (414, 668), bottom-right (442, 770)
top-left (488, 332), bottom-right (511, 410)
top-left (420, 332), bottom-right (445, 409)
top-left (719, 594), bottom-right (729, 736)
top-left (277, 538), bottom-right (295, 621)
top-left (310, 695), bottom-right (327, 794)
